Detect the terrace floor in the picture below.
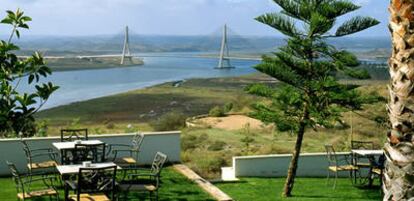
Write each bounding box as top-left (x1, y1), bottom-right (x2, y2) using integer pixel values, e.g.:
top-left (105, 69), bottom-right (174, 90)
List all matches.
top-left (0, 167), bottom-right (215, 201)
top-left (216, 177), bottom-right (382, 201)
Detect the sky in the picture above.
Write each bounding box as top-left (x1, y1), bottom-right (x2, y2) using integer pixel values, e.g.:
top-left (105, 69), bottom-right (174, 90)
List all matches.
top-left (0, 0), bottom-right (389, 37)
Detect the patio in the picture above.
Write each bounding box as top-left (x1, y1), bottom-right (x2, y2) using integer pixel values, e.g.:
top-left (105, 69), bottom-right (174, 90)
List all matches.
top-left (0, 167), bottom-right (215, 201)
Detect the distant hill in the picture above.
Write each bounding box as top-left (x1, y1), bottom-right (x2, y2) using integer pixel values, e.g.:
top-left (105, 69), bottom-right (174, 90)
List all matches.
top-left (11, 35), bottom-right (391, 56)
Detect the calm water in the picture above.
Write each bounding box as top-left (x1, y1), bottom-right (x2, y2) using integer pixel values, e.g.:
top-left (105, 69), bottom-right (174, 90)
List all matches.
top-left (19, 55), bottom-right (258, 109)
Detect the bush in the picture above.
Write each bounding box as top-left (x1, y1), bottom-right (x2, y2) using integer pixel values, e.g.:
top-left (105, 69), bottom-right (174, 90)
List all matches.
top-left (150, 111), bottom-right (187, 131)
top-left (207, 140), bottom-right (227, 151)
top-left (209, 106), bottom-right (225, 117)
top-left (196, 155), bottom-right (228, 174)
top-left (181, 133), bottom-right (209, 151)
top-left (35, 119), bottom-right (49, 137)
top-left (181, 135), bottom-right (198, 150)
top-left (223, 102), bottom-right (234, 113)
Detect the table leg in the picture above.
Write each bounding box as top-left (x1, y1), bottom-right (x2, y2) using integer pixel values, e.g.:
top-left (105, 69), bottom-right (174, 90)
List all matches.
top-left (61, 150), bottom-right (64, 164)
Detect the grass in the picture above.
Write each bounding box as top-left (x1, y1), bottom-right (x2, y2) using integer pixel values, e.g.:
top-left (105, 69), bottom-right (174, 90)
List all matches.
top-left (0, 167), bottom-right (214, 201)
top-left (216, 177), bottom-right (382, 201)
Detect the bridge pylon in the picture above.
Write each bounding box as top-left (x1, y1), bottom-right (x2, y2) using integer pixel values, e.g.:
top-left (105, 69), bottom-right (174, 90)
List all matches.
top-left (121, 26), bottom-right (132, 65)
top-left (216, 24), bottom-right (234, 69)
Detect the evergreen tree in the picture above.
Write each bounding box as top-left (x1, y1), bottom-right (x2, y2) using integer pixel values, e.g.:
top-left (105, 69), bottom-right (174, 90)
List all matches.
top-left (0, 9), bottom-right (58, 137)
top-left (250, 0), bottom-right (379, 197)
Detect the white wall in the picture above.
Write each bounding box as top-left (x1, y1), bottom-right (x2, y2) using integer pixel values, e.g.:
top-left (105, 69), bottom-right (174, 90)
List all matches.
top-left (0, 131), bottom-right (181, 176)
top-left (233, 152), bottom-right (356, 177)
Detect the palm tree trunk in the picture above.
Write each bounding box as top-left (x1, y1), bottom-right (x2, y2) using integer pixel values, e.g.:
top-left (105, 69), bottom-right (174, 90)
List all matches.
top-left (283, 105), bottom-right (309, 197)
top-left (386, 0), bottom-right (414, 200)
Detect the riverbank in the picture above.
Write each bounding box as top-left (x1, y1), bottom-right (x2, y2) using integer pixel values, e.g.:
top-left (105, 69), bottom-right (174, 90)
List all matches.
top-left (46, 57), bottom-right (144, 71)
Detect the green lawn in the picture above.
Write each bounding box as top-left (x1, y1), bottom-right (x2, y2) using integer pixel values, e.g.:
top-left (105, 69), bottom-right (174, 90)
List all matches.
top-left (0, 167), bottom-right (214, 201)
top-left (216, 177), bottom-right (382, 201)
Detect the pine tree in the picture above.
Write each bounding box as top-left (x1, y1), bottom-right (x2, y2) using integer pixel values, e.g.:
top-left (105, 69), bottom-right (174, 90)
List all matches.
top-left (250, 0), bottom-right (379, 197)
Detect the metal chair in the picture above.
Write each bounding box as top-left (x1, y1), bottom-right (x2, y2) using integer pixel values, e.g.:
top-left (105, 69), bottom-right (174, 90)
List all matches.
top-left (324, 144), bottom-right (358, 189)
top-left (108, 133), bottom-right (144, 167)
top-left (351, 140), bottom-right (374, 150)
top-left (371, 154), bottom-right (385, 186)
top-left (65, 165), bottom-right (117, 201)
top-left (7, 161), bottom-right (59, 201)
top-left (351, 140), bottom-right (375, 167)
top-left (61, 128), bottom-right (88, 142)
top-left (70, 142), bottom-right (107, 164)
top-left (20, 139), bottom-right (58, 176)
top-left (117, 152), bottom-right (168, 201)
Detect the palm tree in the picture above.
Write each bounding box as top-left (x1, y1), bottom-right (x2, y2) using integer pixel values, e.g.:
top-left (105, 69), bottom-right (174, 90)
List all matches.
top-left (385, 1), bottom-right (414, 200)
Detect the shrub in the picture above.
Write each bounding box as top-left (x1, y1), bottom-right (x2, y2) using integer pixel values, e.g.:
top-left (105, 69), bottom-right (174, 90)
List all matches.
top-left (207, 140), bottom-right (227, 151)
top-left (150, 111), bottom-right (187, 131)
top-left (35, 120), bottom-right (49, 137)
top-left (209, 106), bottom-right (225, 117)
top-left (181, 135), bottom-right (198, 151)
top-left (223, 102), bottom-right (234, 113)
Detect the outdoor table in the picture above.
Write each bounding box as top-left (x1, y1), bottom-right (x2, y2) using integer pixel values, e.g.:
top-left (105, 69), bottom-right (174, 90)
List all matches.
top-left (56, 162), bottom-right (119, 175)
top-left (351, 149), bottom-right (384, 186)
top-left (351, 149), bottom-right (383, 156)
top-left (52, 140), bottom-right (104, 164)
top-left (57, 162), bottom-right (120, 200)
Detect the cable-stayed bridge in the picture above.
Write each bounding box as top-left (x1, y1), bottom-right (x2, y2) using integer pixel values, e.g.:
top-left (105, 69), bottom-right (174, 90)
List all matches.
top-left (19, 25), bottom-right (263, 68)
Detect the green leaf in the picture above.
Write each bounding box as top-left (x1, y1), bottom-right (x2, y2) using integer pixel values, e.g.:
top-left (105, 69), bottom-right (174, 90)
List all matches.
top-left (309, 12), bottom-right (335, 36)
top-left (335, 16), bottom-right (380, 37)
top-left (15, 30), bottom-right (20, 38)
top-left (28, 74), bottom-right (34, 84)
top-left (255, 13), bottom-right (301, 37)
top-left (0, 18), bottom-right (13, 24)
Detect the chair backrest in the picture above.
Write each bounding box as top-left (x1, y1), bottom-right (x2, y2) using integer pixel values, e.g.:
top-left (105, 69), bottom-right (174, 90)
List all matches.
top-left (150, 152), bottom-right (168, 175)
top-left (72, 143), bottom-right (106, 164)
top-left (20, 140), bottom-right (33, 165)
top-left (77, 166), bottom-right (117, 201)
top-left (351, 140), bottom-right (374, 150)
top-left (61, 129), bottom-right (88, 142)
top-left (324, 144), bottom-right (338, 167)
top-left (6, 161), bottom-right (25, 197)
top-left (131, 133), bottom-right (144, 151)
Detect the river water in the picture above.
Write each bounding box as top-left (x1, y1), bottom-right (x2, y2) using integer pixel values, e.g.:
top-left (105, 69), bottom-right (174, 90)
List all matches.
top-left (21, 55), bottom-right (259, 109)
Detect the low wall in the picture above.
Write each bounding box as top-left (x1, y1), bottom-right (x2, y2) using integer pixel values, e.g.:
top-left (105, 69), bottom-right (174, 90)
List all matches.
top-left (233, 152), bottom-right (354, 177)
top-left (0, 131), bottom-right (181, 176)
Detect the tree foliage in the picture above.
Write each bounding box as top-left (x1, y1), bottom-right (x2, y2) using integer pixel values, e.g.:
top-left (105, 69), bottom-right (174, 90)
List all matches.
top-left (250, 0), bottom-right (379, 197)
top-left (0, 9), bottom-right (59, 138)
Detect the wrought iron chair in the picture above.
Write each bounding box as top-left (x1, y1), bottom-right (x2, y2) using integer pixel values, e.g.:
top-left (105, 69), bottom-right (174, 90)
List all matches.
top-left (117, 152), bottom-right (168, 201)
top-left (61, 128), bottom-right (88, 142)
top-left (324, 144), bottom-right (358, 189)
top-left (108, 133), bottom-right (144, 167)
top-left (351, 140), bottom-right (375, 167)
top-left (69, 142), bottom-right (107, 164)
top-left (65, 165), bottom-right (117, 201)
top-left (20, 139), bottom-right (58, 176)
top-left (7, 161), bottom-right (59, 201)
top-left (371, 154), bottom-right (385, 186)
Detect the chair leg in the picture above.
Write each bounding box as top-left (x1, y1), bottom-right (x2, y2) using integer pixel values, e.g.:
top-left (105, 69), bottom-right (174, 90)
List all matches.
top-left (326, 170), bottom-right (330, 186)
top-left (333, 171), bottom-right (338, 189)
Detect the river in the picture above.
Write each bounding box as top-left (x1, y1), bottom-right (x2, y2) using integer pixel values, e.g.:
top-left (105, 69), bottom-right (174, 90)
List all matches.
top-left (19, 55), bottom-right (259, 110)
